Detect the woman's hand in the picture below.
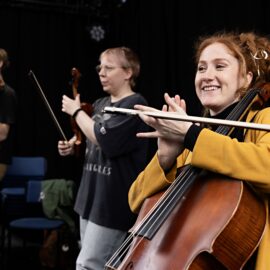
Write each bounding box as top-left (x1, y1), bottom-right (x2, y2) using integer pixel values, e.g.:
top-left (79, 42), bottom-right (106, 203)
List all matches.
top-left (58, 136), bottom-right (77, 156)
top-left (135, 93), bottom-right (191, 140)
top-left (62, 94), bottom-right (81, 116)
top-left (135, 93), bottom-right (192, 170)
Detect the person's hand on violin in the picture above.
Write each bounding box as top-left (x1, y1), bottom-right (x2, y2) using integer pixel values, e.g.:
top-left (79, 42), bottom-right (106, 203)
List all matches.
top-left (62, 94), bottom-right (81, 116)
top-left (58, 136), bottom-right (77, 156)
top-left (62, 93), bottom-right (98, 145)
top-left (135, 93), bottom-right (192, 170)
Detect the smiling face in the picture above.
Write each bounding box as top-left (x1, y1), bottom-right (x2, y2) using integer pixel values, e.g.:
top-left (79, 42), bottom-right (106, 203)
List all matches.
top-left (195, 42), bottom-right (252, 115)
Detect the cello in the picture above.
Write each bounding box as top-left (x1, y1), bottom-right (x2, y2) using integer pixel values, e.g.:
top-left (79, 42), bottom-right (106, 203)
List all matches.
top-left (104, 83), bottom-right (270, 269)
top-left (70, 67), bottom-right (93, 157)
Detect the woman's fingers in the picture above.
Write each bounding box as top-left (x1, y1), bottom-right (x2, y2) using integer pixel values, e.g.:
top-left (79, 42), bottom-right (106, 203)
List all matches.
top-left (134, 104), bottom-right (158, 112)
top-left (137, 130), bottom-right (159, 138)
top-left (164, 93), bottom-right (186, 113)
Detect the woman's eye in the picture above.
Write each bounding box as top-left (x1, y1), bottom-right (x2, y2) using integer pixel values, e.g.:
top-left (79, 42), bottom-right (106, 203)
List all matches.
top-left (198, 66), bottom-right (206, 72)
top-left (216, 64), bottom-right (225, 70)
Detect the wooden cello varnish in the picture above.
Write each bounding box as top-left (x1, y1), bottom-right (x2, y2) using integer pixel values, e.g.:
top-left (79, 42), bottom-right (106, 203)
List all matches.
top-left (114, 174), bottom-right (266, 269)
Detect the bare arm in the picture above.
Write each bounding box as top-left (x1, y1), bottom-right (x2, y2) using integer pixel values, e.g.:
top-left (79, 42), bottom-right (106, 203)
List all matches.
top-left (0, 123), bottom-right (10, 142)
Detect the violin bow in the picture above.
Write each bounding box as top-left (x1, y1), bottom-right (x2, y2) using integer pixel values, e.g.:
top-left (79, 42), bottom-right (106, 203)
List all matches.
top-left (28, 70), bottom-right (68, 141)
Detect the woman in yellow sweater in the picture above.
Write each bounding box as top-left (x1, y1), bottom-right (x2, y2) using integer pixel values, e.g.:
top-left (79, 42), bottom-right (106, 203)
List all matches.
top-left (128, 32), bottom-right (270, 270)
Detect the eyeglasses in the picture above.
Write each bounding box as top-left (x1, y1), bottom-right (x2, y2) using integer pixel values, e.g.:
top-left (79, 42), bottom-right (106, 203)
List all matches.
top-left (95, 65), bottom-right (123, 74)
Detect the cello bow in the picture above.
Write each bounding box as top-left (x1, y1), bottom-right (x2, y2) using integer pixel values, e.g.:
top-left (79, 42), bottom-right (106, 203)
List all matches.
top-left (103, 106), bottom-right (270, 131)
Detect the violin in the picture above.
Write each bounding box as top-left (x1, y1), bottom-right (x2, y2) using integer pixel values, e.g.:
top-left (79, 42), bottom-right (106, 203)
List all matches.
top-left (104, 83), bottom-right (270, 269)
top-left (70, 67), bottom-right (93, 157)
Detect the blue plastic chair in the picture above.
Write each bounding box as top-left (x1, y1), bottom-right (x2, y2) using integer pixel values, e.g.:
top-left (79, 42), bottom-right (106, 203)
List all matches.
top-left (8, 180), bottom-right (64, 236)
top-left (1, 156), bottom-right (47, 190)
top-left (4, 181), bottom-right (64, 268)
top-left (0, 156), bottom-right (47, 250)
top-left (1, 156), bottom-right (47, 202)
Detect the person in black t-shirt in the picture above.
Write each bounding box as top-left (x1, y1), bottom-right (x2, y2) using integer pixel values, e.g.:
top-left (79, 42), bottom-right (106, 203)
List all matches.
top-left (58, 47), bottom-right (149, 270)
top-left (0, 48), bottom-right (17, 181)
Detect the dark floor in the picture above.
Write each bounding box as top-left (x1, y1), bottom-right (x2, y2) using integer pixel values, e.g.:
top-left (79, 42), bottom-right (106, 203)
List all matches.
top-left (1, 247), bottom-right (42, 269)
top-left (1, 230), bottom-right (43, 269)
top-left (0, 190), bottom-right (44, 269)
top-left (0, 226), bottom-right (77, 270)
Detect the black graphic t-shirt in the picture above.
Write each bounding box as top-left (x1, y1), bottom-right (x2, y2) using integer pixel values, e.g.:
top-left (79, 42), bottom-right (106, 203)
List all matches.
top-left (74, 93), bottom-right (149, 230)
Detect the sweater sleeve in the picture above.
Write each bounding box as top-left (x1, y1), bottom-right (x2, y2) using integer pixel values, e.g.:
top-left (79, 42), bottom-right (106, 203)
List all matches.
top-left (128, 149), bottom-right (191, 213)
top-left (191, 108), bottom-right (270, 193)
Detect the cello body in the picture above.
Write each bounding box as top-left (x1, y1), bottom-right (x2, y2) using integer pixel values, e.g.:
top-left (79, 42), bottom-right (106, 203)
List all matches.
top-left (113, 174), bottom-right (266, 270)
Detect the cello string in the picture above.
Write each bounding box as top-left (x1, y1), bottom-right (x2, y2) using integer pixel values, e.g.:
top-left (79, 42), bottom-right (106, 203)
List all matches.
top-left (106, 165), bottom-right (197, 267)
top-left (105, 167), bottom-right (193, 266)
top-left (109, 167), bottom-right (198, 267)
top-left (105, 172), bottom-right (188, 266)
top-left (216, 88), bottom-right (258, 135)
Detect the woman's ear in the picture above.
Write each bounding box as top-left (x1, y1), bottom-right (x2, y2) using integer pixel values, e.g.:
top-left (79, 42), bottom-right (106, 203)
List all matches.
top-left (124, 67), bottom-right (133, 80)
top-left (246, 71), bottom-right (253, 87)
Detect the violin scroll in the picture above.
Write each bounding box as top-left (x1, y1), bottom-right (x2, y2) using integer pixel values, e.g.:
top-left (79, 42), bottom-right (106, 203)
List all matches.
top-left (71, 67), bottom-right (82, 98)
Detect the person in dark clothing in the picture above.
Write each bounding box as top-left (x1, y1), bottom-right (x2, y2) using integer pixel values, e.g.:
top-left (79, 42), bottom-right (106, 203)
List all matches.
top-left (58, 47), bottom-right (149, 270)
top-left (0, 48), bottom-right (17, 181)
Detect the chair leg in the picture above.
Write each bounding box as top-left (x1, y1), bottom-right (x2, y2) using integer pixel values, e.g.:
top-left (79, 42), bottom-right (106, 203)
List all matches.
top-left (0, 233), bottom-right (3, 270)
top-left (6, 228), bottom-right (12, 264)
top-left (1, 223), bottom-right (5, 250)
top-left (22, 235), bottom-right (26, 248)
top-left (0, 224), bottom-right (5, 268)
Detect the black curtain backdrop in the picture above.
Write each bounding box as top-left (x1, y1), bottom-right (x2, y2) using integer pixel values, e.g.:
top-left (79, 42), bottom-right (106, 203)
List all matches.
top-left (1, 0), bottom-right (270, 181)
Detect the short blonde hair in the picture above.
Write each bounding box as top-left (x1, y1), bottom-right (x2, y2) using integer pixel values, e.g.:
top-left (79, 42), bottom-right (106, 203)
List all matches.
top-left (100, 47), bottom-right (140, 89)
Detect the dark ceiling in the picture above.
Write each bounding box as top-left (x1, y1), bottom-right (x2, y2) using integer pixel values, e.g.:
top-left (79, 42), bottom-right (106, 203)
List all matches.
top-left (0, 0), bottom-right (124, 16)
